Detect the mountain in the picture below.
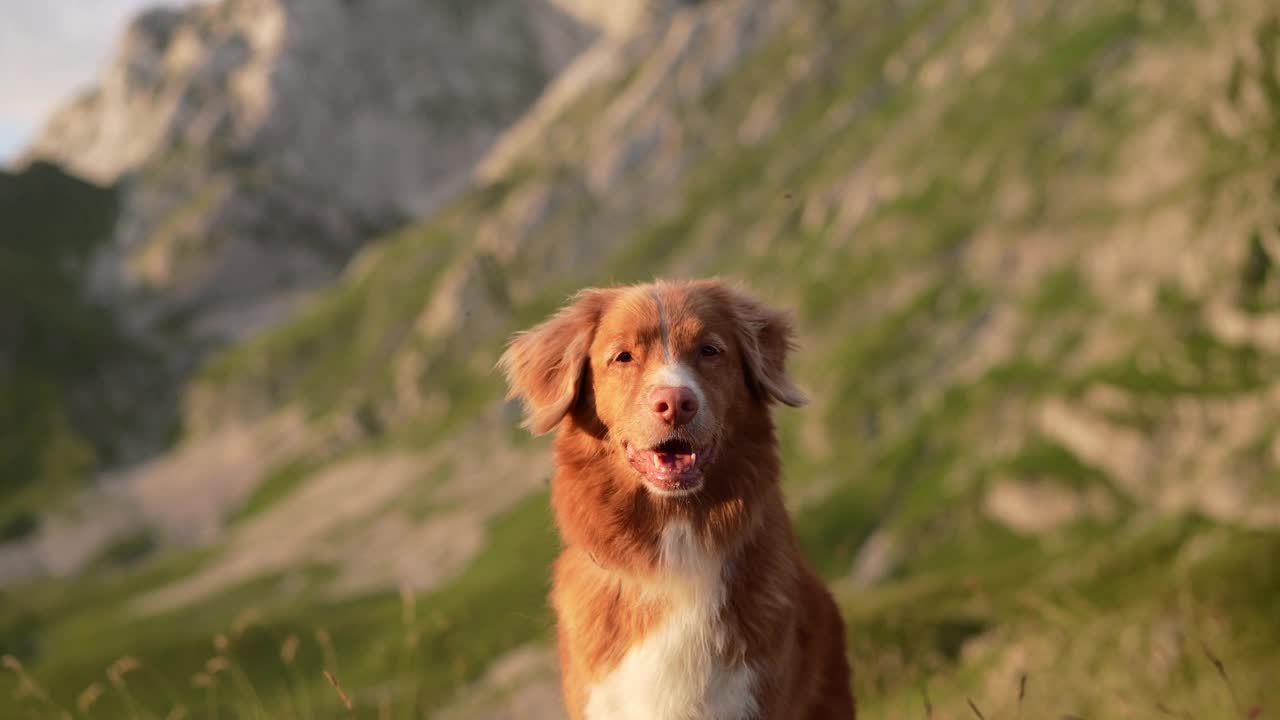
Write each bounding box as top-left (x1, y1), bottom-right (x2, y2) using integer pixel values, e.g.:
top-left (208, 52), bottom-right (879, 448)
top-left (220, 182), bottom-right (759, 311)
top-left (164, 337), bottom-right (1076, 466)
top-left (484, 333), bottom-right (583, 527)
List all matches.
top-left (23, 0), bottom-right (601, 337)
top-left (0, 0), bottom-right (605, 572)
top-left (6, 0), bottom-right (601, 489)
top-left (3, 0), bottom-right (1280, 718)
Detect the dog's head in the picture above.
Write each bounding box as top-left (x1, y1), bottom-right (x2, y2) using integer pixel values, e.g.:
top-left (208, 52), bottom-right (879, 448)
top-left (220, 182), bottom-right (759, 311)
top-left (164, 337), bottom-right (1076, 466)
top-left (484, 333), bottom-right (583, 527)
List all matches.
top-left (500, 279), bottom-right (805, 497)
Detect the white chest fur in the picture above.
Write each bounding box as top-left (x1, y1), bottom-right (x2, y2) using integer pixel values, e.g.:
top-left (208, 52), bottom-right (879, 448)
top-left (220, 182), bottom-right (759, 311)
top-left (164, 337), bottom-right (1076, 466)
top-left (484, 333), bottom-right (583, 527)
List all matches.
top-left (584, 522), bottom-right (758, 720)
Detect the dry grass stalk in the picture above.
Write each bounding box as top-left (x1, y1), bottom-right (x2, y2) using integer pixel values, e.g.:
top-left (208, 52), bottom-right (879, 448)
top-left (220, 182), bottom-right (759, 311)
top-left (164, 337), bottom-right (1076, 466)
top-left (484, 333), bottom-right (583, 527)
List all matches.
top-left (231, 608), bottom-right (261, 638)
top-left (317, 628), bottom-right (339, 672)
top-left (324, 670), bottom-right (355, 716)
top-left (77, 682), bottom-right (104, 715)
top-left (1202, 641), bottom-right (1247, 718)
top-left (400, 584), bottom-right (417, 627)
top-left (1156, 702), bottom-right (1192, 719)
top-left (106, 656), bottom-right (141, 689)
top-left (1016, 672), bottom-right (1028, 720)
top-left (281, 634), bottom-right (301, 665)
top-left (3, 653), bottom-right (59, 711)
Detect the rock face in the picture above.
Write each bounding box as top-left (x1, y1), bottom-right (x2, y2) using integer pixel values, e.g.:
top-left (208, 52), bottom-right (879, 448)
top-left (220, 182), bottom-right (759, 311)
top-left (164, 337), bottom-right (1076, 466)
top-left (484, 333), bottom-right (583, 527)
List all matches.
top-left (0, 0), bottom-right (601, 582)
top-left (22, 0), bottom-right (597, 348)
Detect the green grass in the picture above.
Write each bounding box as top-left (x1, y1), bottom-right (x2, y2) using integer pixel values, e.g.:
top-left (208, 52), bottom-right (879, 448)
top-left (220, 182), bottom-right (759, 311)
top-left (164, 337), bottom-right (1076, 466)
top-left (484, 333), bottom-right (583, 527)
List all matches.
top-left (994, 437), bottom-right (1109, 489)
top-left (229, 460), bottom-right (315, 526)
top-left (1030, 265), bottom-right (1096, 315)
top-left (1, 491), bottom-right (558, 719)
top-left (8, 487), bottom-right (1274, 720)
top-left (86, 530), bottom-right (160, 573)
top-left (845, 520), bottom-right (1280, 719)
top-left (1073, 333), bottom-right (1276, 397)
top-left (194, 221), bottom-right (461, 424)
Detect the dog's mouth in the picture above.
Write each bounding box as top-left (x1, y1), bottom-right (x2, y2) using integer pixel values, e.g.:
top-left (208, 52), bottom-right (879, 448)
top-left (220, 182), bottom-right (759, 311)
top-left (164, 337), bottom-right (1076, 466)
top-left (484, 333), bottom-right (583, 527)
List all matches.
top-left (624, 438), bottom-right (713, 495)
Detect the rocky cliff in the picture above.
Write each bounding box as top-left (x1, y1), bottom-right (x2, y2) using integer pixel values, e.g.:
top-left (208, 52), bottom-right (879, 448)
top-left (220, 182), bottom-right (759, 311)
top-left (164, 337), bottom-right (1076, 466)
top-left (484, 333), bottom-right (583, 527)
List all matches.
top-left (21, 0), bottom-right (598, 351)
top-left (1, 0), bottom-right (607, 533)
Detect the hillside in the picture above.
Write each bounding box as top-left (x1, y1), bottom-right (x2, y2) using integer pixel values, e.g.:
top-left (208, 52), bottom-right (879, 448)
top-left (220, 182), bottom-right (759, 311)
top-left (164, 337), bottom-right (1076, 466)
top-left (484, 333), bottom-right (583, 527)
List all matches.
top-left (3, 0), bottom-right (1280, 718)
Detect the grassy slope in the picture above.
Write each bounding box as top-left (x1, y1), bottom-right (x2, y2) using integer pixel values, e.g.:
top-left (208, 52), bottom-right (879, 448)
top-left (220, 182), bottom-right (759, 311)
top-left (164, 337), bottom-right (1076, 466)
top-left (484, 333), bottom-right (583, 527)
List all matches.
top-left (6, 1), bottom-right (1280, 718)
top-left (1, 493), bottom-right (557, 719)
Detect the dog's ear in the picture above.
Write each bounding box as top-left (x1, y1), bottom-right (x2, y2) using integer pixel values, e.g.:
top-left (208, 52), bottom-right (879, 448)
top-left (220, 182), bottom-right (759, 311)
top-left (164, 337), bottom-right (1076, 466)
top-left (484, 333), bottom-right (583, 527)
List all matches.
top-left (721, 285), bottom-right (808, 407)
top-left (499, 288), bottom-right (615, 435)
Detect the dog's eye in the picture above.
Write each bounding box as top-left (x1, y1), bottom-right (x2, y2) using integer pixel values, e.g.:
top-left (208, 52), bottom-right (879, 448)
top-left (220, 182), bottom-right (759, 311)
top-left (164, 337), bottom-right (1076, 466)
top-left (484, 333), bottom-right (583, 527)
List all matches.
top-left (614, 351), bottom-right (633, 363)
top-left (700, 345), bottom-right (721, 357)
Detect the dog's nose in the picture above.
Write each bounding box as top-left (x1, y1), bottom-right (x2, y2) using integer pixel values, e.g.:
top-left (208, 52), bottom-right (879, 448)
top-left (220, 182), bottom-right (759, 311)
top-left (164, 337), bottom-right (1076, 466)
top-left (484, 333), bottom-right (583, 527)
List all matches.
top-left (650, 386), bottom-right (698, 427)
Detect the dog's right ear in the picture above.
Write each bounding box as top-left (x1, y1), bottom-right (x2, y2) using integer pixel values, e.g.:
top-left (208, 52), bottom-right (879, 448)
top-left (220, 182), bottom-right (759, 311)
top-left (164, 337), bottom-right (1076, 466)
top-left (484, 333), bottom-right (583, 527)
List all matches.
top-left (499, 288), bottom-right (615, 435)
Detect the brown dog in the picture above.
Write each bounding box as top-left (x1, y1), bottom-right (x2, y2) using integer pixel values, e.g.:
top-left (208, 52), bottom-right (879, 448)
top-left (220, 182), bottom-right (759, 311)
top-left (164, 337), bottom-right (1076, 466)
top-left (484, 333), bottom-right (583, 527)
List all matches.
top-left (501, 279), bottom-right (854, 720)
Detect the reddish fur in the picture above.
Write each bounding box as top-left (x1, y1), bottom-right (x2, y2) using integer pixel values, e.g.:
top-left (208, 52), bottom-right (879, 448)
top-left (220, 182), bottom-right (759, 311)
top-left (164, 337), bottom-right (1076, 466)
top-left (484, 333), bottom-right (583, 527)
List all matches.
top-left (501, 279), bottom-right (855, 720)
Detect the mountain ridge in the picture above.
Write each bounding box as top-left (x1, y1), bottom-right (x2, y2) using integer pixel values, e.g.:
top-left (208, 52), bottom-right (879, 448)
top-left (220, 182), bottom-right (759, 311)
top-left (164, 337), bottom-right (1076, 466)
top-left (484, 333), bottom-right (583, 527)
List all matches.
top-left (12, 0), bottom-right (603, 453)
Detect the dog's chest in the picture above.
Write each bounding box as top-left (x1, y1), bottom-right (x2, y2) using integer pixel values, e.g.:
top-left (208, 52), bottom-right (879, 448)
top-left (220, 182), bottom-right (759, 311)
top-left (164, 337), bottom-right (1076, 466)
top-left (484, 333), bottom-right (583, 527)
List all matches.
top-left (584, 523), bottom-right (758, 720)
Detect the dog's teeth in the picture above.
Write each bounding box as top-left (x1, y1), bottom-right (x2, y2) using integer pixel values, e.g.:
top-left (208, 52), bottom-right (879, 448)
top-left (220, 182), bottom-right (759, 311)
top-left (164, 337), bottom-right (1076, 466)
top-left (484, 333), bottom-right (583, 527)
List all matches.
top-left (652, 454), bottom-right (663, 468)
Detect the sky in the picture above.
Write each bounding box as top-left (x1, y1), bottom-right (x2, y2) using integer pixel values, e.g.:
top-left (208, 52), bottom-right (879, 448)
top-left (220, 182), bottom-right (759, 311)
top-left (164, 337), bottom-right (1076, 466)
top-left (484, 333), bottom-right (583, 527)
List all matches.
top-left (0, 0), bottom-right (185, 163)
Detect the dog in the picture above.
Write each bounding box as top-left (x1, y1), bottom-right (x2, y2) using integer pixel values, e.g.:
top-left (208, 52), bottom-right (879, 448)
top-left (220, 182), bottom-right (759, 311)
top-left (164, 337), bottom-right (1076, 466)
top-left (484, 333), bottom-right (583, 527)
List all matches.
top-left (500, 278), bottom-right (854, 720)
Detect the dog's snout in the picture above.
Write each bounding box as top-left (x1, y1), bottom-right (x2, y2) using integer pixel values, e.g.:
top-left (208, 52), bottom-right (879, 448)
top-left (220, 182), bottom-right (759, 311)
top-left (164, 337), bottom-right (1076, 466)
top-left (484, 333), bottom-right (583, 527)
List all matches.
top-left (650, 386), bottom-right (698, 427)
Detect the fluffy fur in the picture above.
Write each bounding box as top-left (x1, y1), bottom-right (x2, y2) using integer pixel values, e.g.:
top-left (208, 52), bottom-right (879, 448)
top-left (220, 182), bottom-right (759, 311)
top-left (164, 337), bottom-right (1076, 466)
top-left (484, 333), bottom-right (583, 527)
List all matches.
top-left (501, 279), bottom-right (854, 720)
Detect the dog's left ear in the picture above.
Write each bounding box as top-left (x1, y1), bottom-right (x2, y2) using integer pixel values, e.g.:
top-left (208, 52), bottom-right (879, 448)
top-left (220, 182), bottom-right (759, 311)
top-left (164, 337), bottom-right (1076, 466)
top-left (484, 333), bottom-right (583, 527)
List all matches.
top-left (499, 288), bottom-right (615, 435)
top-left (721, 285), bottom-right (808, 407)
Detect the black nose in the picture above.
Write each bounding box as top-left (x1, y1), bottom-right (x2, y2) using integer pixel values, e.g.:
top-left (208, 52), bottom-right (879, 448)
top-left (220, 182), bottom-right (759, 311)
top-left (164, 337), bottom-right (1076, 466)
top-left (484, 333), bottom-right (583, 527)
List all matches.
top-left (650, 386), bottom-right (698, 427)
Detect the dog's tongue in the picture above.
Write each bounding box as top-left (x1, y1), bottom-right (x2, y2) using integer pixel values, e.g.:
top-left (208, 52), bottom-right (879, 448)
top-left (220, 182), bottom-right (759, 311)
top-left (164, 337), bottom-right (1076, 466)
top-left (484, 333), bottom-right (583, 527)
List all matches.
top-left (650, 449), bottom-right (695, 476)
top-left (626, 442), bottom-right (702, 491)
